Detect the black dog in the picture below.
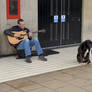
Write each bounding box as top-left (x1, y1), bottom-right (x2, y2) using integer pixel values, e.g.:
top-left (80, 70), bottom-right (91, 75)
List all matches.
top-left (77, 40), bottom-right (92, 64)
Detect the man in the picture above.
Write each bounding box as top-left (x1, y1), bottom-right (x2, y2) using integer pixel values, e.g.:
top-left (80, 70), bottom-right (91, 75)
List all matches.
top-left (4, 19), bottom-right (47, 63)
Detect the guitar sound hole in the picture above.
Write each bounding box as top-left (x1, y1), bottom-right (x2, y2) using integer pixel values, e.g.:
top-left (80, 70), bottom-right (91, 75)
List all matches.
top-left (18, 36), bottom-right (24, 40)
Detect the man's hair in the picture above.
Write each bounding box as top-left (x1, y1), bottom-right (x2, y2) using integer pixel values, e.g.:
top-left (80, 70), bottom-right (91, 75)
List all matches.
top-left (17, 19), bottom-right (24, 24)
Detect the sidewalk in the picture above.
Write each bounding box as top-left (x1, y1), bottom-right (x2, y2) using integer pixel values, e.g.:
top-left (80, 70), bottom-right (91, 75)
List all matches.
top-left (0, 46), bottom-right (81, 83)
top-left (1, 46), bottom-right (92, 92)
top-left (0, 64), bottom-right (92, 92)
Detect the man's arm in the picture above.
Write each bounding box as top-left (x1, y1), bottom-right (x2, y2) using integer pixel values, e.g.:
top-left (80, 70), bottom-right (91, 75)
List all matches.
top-left (25, 28), bottom-right (32, 37)
top-left (4, 28), bottom-right (14, 37)
top-left (4, 26), bottom-right (20, 38)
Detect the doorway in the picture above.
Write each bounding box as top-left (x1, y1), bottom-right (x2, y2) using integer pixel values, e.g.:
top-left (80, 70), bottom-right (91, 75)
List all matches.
top-left (38, 0), bottom-right (82, 48)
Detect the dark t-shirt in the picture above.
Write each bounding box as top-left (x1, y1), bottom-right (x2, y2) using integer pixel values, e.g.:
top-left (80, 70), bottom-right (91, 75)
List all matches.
top-left (4, 25), bottom-right (30, 37)
top-left (11, 25), bottom-right (30, 33)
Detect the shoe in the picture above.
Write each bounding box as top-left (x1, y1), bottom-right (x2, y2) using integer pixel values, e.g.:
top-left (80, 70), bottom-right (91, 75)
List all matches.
top-left (39, 55), bottom-right (47, 61)
top-left (25, 56), bottom-right (32, 63)
top-left (16, 55), bottom-right (20, 59)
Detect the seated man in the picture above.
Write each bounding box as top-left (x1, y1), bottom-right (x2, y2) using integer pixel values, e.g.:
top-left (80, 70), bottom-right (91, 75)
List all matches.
top-left (4, 19), bottom-right (47, 63)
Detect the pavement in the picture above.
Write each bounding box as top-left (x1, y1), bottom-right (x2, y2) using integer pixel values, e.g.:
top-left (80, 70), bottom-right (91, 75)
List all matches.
top-left (0, 46), bottom-right (81, 83)
top-left (0, 46), bottom-right (92, 92)
top-left (0, 64), bottom-right (92, 92)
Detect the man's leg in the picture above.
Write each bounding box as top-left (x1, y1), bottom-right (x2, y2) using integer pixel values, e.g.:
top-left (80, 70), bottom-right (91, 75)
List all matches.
top-left (17, 39), bottom-right (32, 63)
top-left (30, 38), bottom-right (47, 61)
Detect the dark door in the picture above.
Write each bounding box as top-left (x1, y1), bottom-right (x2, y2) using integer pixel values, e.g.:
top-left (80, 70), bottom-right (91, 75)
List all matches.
top-left (61, 0), bottom-right (82, 45)
top-left (38, 0), bottom-right (82, 48)
top-left (38, 0), bottom-right (61, 47)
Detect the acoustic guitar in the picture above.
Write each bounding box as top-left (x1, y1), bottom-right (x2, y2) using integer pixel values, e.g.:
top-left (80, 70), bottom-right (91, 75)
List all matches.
top-left (7, 31), bottom-right (29, 46)
top-left (7, 29), bottom-right (46, 46)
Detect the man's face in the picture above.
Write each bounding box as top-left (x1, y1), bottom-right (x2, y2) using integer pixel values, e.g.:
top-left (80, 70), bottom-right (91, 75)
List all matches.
top-left (18, 21), bottom-right (25, 29)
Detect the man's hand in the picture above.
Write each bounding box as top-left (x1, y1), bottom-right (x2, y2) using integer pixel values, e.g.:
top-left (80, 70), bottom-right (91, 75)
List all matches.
top-left (28, 32), bottom-right (32, 40)
top-left (29, 32), bottom-right (32, 37)
top-left (14, 34), bottom-right (20, 38)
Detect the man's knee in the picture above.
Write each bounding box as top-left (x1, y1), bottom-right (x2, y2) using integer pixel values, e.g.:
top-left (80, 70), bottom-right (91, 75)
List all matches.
top-left (33, 38), bottom-right (39, 43)
top-left (24, 39), bottom-right (30, 43)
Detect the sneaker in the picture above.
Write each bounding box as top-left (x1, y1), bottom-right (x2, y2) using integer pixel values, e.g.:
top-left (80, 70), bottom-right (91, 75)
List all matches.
top-left (39, 55), bottom-right (47, 61)
top-left (25, 56), bottom-right (32, 63)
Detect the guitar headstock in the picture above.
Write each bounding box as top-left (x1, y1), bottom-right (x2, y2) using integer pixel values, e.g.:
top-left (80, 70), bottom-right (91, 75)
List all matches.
top-left (39, 29), bottom-right (46, 33)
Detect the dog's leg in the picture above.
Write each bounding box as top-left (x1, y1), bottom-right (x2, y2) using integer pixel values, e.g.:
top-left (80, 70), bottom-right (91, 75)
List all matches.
top-left (84, 52), bottom-right (91, 64)
top-left (77, 54), bottom-right (83, 63)
top-left (87, 49), bottom-right (92, 64)
top-left (87, 60), bottom-right (91, 64)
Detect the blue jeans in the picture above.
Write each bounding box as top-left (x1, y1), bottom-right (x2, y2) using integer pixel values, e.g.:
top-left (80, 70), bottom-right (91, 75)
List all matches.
top-left (16, 38), bottom-right (43, 56)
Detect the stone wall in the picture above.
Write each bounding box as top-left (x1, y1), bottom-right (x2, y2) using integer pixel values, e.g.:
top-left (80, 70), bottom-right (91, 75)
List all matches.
top-left (0, 0), bottom-right (38, 55)
top-left (0, 0), bottom-right (92, 55)
top-left (82, 0), bottom-right (92, 41)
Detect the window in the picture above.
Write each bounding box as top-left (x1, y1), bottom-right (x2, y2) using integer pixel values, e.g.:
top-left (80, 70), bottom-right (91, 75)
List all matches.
top-left (7, 0), bottom-right (20, 19)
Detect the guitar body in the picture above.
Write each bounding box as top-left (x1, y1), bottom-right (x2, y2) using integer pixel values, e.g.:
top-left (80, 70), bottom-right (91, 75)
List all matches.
top-left (7, 31), bottom-right (28, 46)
